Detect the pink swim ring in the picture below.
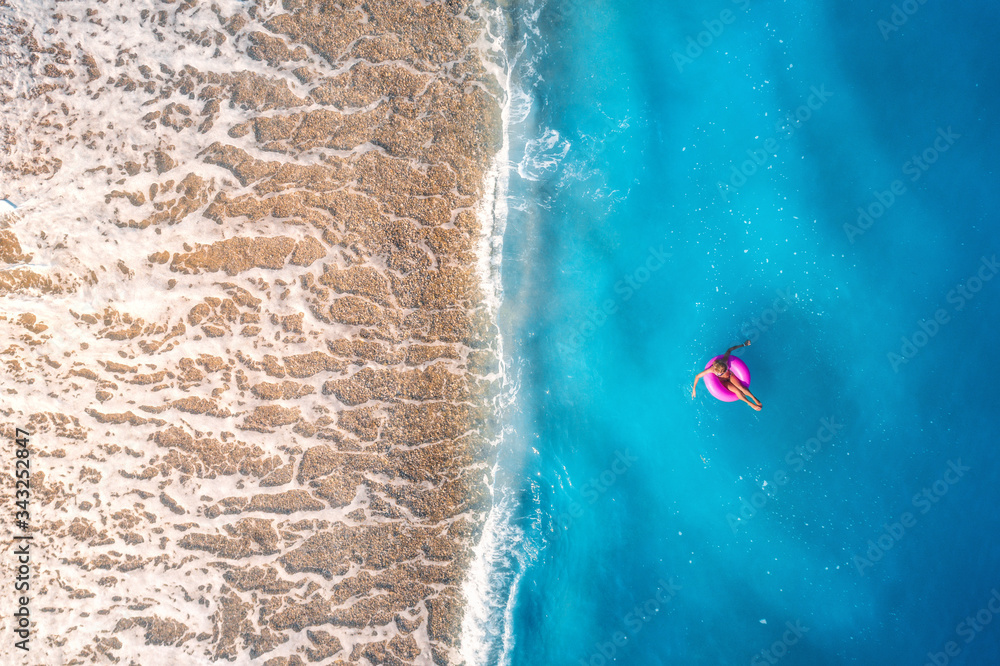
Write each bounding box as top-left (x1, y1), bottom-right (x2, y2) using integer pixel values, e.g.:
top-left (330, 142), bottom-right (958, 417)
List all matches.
top-left (703, 355), bottom-right (751, 402)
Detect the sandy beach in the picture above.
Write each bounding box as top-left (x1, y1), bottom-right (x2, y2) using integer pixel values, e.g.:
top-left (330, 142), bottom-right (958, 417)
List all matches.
top-left (1, 0), bottom-right (507, 663)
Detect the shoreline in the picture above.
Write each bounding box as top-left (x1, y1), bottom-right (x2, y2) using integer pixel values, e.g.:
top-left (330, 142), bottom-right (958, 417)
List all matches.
top-left (461, 0), bottom-right (513, 653)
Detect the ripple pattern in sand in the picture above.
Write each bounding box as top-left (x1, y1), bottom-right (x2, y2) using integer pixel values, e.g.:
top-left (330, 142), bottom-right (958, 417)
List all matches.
top-left (0, 0), bottom-right (506, 663)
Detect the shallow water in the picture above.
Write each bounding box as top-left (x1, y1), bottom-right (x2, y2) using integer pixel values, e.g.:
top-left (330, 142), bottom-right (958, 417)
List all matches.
top-left (491, 0), bottom-right (1000, 664)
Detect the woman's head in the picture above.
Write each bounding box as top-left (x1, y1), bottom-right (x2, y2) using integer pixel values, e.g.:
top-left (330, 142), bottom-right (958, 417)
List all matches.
top-left (712, 359), bottom-right (728, 376)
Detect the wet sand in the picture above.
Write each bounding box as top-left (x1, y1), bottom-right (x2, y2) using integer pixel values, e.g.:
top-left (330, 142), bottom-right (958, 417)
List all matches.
top-left (0, 0), bottom-right (506, 663)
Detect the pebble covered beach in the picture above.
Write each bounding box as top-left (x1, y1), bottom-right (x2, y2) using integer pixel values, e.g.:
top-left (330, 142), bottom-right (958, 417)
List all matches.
top-left (1, 0), bottom-right (509, 663)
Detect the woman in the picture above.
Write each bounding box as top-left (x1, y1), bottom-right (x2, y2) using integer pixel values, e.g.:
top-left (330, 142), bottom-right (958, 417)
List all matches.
top-left (691, 340), bottom-right (762, 411)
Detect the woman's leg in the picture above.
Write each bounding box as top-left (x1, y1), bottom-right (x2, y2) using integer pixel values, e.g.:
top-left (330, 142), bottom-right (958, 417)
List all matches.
top-left (725, 378), bottom-right (762, 410)
top-left (732, 389), bottom-right (762, 410)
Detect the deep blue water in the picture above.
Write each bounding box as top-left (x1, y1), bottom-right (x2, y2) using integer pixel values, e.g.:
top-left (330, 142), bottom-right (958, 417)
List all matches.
top-left (492, 0), bottom-right (1000, 664)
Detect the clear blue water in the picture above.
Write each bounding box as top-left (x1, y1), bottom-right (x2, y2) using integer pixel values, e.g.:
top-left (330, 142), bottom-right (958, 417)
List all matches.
top-left (491, 0), bottom-right (1000, 664)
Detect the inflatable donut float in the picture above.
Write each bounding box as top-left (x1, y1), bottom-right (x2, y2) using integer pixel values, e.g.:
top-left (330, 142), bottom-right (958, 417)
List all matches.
top-left (703, 355), bottom-right (751, 402)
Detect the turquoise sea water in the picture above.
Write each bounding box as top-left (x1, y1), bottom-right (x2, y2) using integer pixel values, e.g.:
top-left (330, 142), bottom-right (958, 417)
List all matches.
top-left (488, 0), bottom-right (1000, 664)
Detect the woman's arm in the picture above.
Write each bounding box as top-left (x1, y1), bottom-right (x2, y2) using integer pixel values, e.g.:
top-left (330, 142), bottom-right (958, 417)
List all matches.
top-left (691, 370), bottom-right (710, 397)
top-left (723, 340), bottom-right (751, 356)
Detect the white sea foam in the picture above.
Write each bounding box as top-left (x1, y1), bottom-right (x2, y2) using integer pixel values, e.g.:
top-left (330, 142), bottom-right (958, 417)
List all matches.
top-left (460, 0), bottom-right (559, 661)
top-left (508, 84), bottom-right (534, 127)
top-left (460, 1), bottom-right (518, 662)
top-left (518, 127), bottom-right (571, 182)
top-left (461, 466), bottom-right (541, 666)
